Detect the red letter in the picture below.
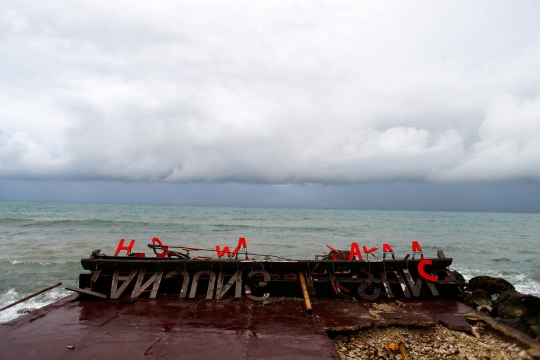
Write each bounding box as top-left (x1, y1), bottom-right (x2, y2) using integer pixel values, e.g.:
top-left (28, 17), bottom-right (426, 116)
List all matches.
top-left (216, 245), bottom-right (232, 258)
top-left (115, 238), bottom-right (135, 256)
top-left (152, 237), bottom-right (168, 258)
top-left (326, 244), bottom-right (346, 260)
top-left (349, 243), bottom-right (363, 260)
top-left (231, 237), bottom-right (247, 257)
top-left (418, 259), bottom-right (438, 282)
top-left (363, 246), bottom-right (378, 258)
top-left (412, 241), bottom-right (422, 252)
top-left (382, 244), bottom-right (393, 252)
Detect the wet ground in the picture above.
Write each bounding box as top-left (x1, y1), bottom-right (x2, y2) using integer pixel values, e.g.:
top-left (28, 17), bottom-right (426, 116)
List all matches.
top-left (0, 296), bottom-right (536, 360)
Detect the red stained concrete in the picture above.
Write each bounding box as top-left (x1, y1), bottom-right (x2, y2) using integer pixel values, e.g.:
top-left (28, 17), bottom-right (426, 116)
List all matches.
top-left (0, 296), bottom-right (475, 360)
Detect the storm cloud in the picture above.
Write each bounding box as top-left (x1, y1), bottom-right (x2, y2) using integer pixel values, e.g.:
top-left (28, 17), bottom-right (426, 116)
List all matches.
top-left (1, 1), bottom-right (540, 185)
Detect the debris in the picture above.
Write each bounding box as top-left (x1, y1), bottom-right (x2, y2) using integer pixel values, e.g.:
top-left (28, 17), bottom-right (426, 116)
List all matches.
top-left (398, 342), bottom-right (410, 360)
top-left (16, 307), bottom-right (36, 314)
top-left (330, 324), bottom-right (535, 360)
top-left (471, 326), bottom-right (481, 339)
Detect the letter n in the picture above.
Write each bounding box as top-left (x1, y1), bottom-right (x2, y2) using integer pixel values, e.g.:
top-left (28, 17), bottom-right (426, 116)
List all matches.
top-left (381, 270), bottom-right (411, 299)
top-left (131, 269), bottom-right (164, 299)
top-left (110, 269), bottom-right (138, 299)
top-left (215, 271), bottom-right (243, 300)
top-left (402, 268), bottom-right (439, 298)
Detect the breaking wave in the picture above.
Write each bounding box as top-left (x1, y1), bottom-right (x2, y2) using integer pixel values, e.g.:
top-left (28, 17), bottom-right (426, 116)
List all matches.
top-left (0, 288), bottom-right (70, 323)
top-left (453, 265), bottom-right (540, 297)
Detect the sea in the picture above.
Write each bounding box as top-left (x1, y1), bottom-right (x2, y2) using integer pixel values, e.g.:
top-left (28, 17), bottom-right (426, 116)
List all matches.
top-left (1, 201), bottom-right (539, 323)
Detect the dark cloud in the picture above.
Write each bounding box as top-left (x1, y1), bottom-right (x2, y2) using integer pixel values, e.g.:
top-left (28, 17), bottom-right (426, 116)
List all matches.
top-left (1, 1), bottom-right (540, 185)
top-left (1, 180), bottom-right (539, 213)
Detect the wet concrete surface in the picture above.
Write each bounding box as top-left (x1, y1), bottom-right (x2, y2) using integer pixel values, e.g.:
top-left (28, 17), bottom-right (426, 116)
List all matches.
top-left (0, 296), bottom-right (477, 360)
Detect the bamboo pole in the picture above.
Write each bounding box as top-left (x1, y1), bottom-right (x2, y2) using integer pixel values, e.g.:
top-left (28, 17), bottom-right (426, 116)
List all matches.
top-left (398, 342), bottom-right (410, 360)
top-left (0, 283), bottom-right (62, 313)
top-left (298, 272), bottom-right (314, 315)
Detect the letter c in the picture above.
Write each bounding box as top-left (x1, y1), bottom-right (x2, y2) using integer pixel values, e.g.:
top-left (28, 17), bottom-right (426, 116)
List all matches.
top-left (418, 259), bottom-right (438, 282)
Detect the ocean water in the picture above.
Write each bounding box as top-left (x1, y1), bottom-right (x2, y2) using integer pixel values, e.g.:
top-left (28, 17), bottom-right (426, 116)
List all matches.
top-left (1, 202), bottom-right (539, 323)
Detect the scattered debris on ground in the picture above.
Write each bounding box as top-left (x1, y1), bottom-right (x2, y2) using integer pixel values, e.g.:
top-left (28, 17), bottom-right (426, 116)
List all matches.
top-left (330, 324), bottom-right (538, 360)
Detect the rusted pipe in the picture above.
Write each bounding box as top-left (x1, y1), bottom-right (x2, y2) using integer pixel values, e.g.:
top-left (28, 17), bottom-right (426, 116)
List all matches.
top-left (398, 342), bottom-right (410, 360)
top-left (0, 283), bottom-right (62, 313)
top-left (298, 272), bottom-right (314, 315)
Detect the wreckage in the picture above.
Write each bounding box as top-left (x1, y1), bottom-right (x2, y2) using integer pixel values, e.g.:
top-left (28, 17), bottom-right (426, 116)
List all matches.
top-left (4, 237), bottom-right (540, 360)
top-left (70, 237), bottom-right (460, 306)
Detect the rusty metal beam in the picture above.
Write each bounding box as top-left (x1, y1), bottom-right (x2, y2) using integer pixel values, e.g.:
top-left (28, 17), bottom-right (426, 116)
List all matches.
top-left (65, 285), bottom-right (107, 299)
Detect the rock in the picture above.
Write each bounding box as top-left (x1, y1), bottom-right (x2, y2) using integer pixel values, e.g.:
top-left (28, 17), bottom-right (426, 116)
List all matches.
top-left (466, 276), bottom-right (515, 295)
top-left (498, 292), bottom-right (540, 323)
top-left (495, 289), bottom-right (520, 306)
top-left (459, 291), bottom-right (475, 307)
top-left (472, 289), bottom-right (492, 307)
top-left (530, 324), bottom-right (540, 338)
top-left (527, 348), bottom-right (540, 358)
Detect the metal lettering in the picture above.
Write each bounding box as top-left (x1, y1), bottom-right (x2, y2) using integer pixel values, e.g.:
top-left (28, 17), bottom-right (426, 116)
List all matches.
top-left (417, 259), bottom-right (438, 282)
top-left (244, 270), bottom-right (270, 301)
top-left (215, 270), bottom-right (243, 300)
top-left (165, 270), bottom-right (191, 299)
top-left (382, 270), bottom-right (411, 299)
top-left (402, 268), bottom-right (439, 298)
top-left (110, 269), bottom-right (138, 299)
top-left (131, 269), bottom-right (164, 299)
top-left (356, 271), bottom-right (380, 301)
top-left (189, 270), bottom-right (216, 300)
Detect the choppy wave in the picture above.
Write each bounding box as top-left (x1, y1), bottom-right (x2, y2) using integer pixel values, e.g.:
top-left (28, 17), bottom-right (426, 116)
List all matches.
top-left (1, 259), bottom-right (79, 266)
top-left (453, 265), bottom-right (540, 297)
top-left (0, 288), bottom-right (70, 323)
top-left (1, 202), bottom-right (540, 322)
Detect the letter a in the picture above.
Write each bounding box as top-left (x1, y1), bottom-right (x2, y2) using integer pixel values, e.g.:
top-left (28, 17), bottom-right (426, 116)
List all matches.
top-left (349, 243), bottom-right (363, 260)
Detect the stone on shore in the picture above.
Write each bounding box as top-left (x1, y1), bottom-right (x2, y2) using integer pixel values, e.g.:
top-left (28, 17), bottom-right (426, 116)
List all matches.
top-left (497, 290), bottom-right (540, 338)
top-left (466, 276), bottom-right (515, 295)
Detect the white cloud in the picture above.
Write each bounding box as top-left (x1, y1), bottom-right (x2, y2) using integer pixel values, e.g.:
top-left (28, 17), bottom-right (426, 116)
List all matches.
top-left (436, 94), bottom-right (540, 181)
top-left (1, 1), bottom-right (540, 183)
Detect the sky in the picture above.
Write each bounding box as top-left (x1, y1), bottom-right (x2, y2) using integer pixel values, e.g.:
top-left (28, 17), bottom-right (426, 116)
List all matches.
top-left (1, 1), bottom-right (540, 211)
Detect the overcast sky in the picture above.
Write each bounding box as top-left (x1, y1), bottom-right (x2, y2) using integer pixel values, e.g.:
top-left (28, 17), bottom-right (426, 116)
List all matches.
top-left (1, 1), bottom-right (540, 211)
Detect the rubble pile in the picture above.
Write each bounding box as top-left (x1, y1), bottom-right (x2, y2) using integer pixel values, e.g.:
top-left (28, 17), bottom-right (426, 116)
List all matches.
top-left (331, 324), bottom-right (535, 360)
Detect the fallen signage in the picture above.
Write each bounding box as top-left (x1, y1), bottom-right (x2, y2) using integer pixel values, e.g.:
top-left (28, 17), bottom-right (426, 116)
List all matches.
top-left (75, 238), bottom-right (460, 302)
